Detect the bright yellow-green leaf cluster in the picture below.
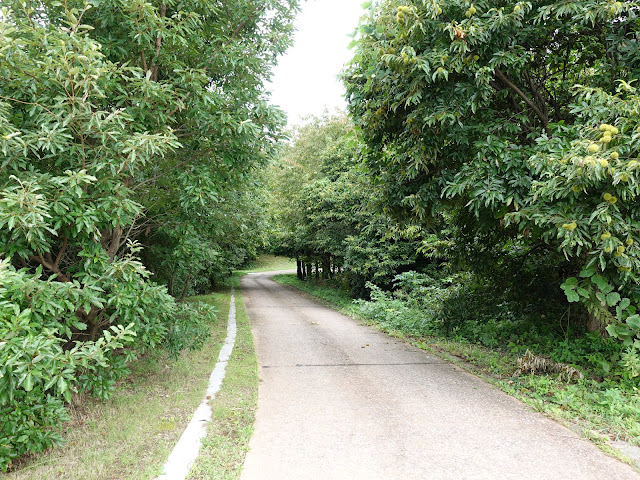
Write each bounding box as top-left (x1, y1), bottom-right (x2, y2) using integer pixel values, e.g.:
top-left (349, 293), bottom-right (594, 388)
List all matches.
top-left (396, 5), bottom-right (415, 23)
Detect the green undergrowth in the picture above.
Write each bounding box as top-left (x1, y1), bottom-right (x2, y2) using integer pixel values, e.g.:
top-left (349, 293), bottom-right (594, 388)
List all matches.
top-left (273, 273), bottom-right (640, 466)
top-left (237, 254), bottom-right (296, 273)
top-left (187, 272), bottom-right (258, 479)
top-left (5, 255), bottom-right (282, 479)
top-left (6, 291), bottom-right (230, 480)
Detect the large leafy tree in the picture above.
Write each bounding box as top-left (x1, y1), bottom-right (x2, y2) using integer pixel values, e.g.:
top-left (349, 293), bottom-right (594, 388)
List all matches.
top-left (344, 1), bottom-right (640, 337)
top-left (79, 0), bottom-right (298, 294)
top-left (0, 0), bottom-right (296, 468)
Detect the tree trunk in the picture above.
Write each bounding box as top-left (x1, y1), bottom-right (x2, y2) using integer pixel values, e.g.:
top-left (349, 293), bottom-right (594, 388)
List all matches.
top-left (297, 257), bottom-right (303, 280)
top-left (586, 313), bottom-right (603, 334)
top-left (168, 272), bottom-right (175, 296)
top-left (322, 255), bottom-right (330, 280)
top-left (83, 306), bottom-right (102, 341)
top-left (178, 271), bottom-right (192, 302)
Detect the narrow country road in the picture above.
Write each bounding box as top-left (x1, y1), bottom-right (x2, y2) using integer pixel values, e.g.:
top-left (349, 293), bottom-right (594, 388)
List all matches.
top-left (240, 272), bottom-right (639, 480)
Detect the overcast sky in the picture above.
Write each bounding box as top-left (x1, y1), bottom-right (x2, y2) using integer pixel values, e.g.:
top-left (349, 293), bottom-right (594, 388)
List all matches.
top-left (267, 0), bottom-right (367, 125)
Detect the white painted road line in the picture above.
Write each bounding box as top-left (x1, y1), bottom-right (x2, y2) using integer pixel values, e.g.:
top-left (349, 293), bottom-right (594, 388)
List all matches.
top-left (157, 288), bottom-right (237, 480)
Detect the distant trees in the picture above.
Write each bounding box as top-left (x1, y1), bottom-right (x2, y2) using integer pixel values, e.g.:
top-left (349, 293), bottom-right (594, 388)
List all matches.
top-left (0, 0), bottom-right (296, 468)
top-left (268, 115), bottom-right (427, 296)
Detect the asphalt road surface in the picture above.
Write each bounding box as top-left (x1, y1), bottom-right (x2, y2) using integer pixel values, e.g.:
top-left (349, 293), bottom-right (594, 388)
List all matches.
top-left (240, 271), bottom-right (639, 480)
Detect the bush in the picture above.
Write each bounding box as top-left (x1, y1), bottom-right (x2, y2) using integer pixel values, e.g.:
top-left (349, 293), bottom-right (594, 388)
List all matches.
top-left (0, 274), bottom-right (137, 471)
top-left (357, 271), bottom-right (462, 336)
top-left (0, 256), bottom-right (214, 471)
top-left (358, 268), bottom-right (640, 382)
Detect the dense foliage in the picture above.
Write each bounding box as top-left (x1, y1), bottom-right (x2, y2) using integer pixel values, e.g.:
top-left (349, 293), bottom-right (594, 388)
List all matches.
top-left (268, 1), bottom-right (640, 395)
top-left (0, 0), bottom-right (296, 469)
top-left (343, 2), bottom-right (640, 348)
top-left (268, 115), bottom-right (427, 296)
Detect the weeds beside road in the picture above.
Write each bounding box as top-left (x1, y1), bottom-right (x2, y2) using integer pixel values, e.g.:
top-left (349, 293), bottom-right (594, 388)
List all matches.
top-left (6, 255), bottom-right (295, 480)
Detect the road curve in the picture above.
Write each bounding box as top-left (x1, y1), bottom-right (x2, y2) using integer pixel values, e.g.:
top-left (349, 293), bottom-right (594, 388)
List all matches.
top-left (240, 271), bottom-right (638, 480)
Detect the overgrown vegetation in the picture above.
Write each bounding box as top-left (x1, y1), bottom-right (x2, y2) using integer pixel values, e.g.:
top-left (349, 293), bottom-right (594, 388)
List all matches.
top-left (343, 0), bottom-right (640, 343)
top-left (5, 291), bottom-right (229, 480)
top-left (0, 0), bottom-right (297, 470)
top-left (268, 114), bottom-right (426, 298)
top-left (6, 263), bottom-right (268, 479)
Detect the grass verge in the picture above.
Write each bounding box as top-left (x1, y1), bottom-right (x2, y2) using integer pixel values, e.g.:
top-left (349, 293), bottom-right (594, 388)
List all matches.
top-left (6, 291), bottom-right (230, 480)
top-left (6, 254), bottom-right (287, 480)
top-left (187, 273), bottom-right (258, 479)
top-left (273, 273), bottom-right (640, 470)
top-left (237, 254), bottom-right (295, 273)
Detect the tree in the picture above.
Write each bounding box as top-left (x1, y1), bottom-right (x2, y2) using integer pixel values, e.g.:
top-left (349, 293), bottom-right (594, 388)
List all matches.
top-left (0, 0), bottom-right (297, 468)
top-left (77, 0), bottom-right (298, 295)
top-left (268, 114), bottom-right (427, 295)
top-left (344, 0), bottom-right (640, 340)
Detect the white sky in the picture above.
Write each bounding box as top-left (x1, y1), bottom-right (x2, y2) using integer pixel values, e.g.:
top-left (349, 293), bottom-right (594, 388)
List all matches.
top-left (267, 0), bottom-right (367, 125)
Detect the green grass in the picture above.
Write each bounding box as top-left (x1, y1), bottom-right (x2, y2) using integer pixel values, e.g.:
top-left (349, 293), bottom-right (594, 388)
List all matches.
top-left (273, 273), bottom-right (640, 470)
top-left (7, 291), bottom-right (231, 480)
top-left (237, 254), bottom-right (295, 273)
top-left (6, 256), bottom-right (281, 480)
top-left (187, 273), bottom-right (258, 479)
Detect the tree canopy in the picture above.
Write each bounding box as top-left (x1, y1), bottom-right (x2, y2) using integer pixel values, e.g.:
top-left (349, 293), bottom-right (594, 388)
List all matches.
top-left (343, 0), bottom-right (640, 336)
top-left (0, 0), bottom-right (297, 469)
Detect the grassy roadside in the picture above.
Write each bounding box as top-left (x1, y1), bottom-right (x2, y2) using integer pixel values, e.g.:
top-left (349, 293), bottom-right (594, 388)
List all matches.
top-left (187, 273), bottom-right (257, 479)
top-left (6, 291), bottom-right (231, 480)
top-left (185, 255), bottom-right (296, 478)
top-left (237, 254), bottom-right (295, 273)
top-left (273, 273), bottom-right (640, 469)
top-left (273, 273), bottom-right (361, 318)
top-left (6, 254), bottom-right (295, 479)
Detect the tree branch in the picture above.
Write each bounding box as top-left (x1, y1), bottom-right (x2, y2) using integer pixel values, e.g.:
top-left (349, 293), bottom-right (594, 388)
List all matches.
top-left (524, 71), bottom-right (548, 120)
top-left (150, 3), bottom-right (167, 82)
top-left (141, 49), bottom-right (148, 72)
top-left (494, 67), bottom-right (549, 135)
top-left (107, 226), bottom-right (123, 260)
top-left (132, 157), bottom-right (193, 190)
top-left (34, 254), bottom-right (71, 282)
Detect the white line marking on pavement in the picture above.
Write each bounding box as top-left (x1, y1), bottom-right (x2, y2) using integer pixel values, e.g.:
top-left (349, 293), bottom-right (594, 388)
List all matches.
top-left (157, 288), bottom-right (237, 480)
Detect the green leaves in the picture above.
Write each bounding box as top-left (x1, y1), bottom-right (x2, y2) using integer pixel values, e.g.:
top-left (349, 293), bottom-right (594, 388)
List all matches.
top-left (344, 0), bottom-right (640, 347)
top-left (0, 0), bottom-right (301, 467)
top-left (560, 277), bottom-right (581, 303)
top-left (626, 315), bottom-right (640, 330)
top-left (606, 292), bottom-right (621, 307)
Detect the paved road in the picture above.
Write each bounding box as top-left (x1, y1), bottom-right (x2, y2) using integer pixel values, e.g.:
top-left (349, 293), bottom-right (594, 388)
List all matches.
top-left (240, 271), bottom-right (639, 480)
